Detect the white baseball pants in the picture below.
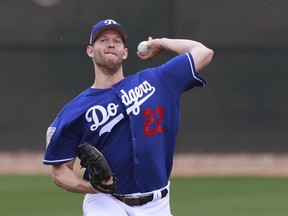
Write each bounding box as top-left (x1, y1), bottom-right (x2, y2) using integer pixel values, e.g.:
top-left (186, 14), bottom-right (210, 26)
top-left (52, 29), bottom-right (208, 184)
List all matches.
top-left (83, 183), bottom-right (172, 216)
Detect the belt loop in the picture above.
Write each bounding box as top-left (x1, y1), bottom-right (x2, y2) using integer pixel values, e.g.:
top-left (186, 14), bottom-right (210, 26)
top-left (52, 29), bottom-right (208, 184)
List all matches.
top-left (154, 190), bottom-right (161, 199)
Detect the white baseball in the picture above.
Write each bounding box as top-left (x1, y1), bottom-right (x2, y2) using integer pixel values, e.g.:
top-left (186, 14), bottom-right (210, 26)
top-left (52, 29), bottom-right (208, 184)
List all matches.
top-left (137, 41), bottom-right (149, 56)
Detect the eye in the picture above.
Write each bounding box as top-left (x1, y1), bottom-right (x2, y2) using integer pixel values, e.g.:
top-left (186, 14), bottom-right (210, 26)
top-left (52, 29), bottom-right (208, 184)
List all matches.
top-left (115, 39), bottom-right (122, 44)
top-left (97, 38), bottom-right (107, 43)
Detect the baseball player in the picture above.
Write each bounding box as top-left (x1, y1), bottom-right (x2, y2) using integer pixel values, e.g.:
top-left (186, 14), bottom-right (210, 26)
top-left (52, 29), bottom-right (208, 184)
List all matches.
top-left (43, 19), bottom-right (213, 216)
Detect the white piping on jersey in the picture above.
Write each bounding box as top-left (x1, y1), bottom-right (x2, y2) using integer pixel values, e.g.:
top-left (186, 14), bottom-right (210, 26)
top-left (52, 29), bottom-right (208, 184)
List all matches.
top-left (43, 157), bottom-right (75, 164)
top-left (186, 53), bottom-right (206, 86)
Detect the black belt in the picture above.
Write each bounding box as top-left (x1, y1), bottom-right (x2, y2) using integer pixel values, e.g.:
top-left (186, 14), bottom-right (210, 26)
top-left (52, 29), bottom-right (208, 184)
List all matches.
top-left (112, 188), bottom-right (168, 206)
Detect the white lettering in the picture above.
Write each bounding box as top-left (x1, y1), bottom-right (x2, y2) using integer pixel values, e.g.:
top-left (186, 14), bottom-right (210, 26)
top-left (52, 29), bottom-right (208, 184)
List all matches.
top-left (105, 19), bottom-right (117, 25)
top-left (85, 103), bottom-right (119, 131)
top-left (121, 80), bottom-right (155, 115)
top-left (85, 81), bottom-right (156, 134)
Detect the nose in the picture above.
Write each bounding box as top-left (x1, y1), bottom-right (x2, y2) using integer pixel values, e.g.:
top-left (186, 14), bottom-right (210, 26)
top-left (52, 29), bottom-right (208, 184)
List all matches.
top-left (107, 39), bottom-right (116, 48)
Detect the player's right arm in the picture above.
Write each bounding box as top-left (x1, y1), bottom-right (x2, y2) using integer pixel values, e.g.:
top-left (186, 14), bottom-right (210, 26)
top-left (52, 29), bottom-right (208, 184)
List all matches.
top-left (137, 37), bottom-right (214, 72)
top-left (51, 159), bottom-right (92, 194)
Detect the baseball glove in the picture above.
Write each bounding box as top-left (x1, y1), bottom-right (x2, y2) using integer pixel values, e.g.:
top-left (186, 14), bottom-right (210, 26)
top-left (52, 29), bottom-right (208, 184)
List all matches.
top-left (78, 142), bottom-right (116, 194)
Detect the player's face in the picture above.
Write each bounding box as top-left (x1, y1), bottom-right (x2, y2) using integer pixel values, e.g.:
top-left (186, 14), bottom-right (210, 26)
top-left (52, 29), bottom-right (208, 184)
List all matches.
top-left (89, 30), bottom-right (128, 75)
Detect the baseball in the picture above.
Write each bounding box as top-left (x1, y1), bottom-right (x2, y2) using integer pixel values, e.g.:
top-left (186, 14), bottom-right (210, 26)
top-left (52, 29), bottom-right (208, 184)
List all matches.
top-left (137, 41), bottom-right (149, 56)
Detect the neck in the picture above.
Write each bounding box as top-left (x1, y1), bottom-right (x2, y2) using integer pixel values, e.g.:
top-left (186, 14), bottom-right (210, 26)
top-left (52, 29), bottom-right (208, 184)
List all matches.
top-left (91, 70), bottom-right (124, 89)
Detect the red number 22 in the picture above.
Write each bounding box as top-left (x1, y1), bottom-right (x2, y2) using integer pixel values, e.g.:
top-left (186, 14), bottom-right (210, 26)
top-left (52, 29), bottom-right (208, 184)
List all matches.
top-left (143, 106), bottom-right (164, 136)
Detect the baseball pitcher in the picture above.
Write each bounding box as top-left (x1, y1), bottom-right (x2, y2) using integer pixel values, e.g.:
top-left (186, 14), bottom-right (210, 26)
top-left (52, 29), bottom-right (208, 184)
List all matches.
top-left (43, 19), bottom-right (214, 216)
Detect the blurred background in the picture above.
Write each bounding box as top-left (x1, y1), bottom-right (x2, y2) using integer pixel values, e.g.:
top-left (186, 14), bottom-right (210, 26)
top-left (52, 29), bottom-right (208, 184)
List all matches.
top-left (0, 0), bottom-right (287, 154)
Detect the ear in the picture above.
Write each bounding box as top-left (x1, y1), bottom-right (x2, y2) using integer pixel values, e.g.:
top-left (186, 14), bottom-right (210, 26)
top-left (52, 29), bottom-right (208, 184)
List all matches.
top-left (86, 46), bottom-right (94, 58)
top-left (123, 48), bottom-right (128, 60)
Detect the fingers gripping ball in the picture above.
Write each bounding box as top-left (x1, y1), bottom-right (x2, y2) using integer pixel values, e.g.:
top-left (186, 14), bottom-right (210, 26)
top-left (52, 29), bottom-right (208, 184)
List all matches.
top-left (137, 41), bottom-right (149, 56)
top-left (78, 143), bottom-right (116, 194)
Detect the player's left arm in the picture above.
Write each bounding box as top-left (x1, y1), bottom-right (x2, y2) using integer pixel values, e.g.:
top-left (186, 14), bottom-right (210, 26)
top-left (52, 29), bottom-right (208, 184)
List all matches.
top-left (51, 157), bottom-right (115, 194)
top-left (137, 37), bottom-right (214, 72)
top-left (51, 159), bottom-right (92, 194)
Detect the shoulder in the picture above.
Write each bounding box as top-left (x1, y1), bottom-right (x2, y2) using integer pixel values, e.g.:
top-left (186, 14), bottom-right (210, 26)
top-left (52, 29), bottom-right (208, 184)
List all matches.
top-left (56, 89), bottom-right (93, 119)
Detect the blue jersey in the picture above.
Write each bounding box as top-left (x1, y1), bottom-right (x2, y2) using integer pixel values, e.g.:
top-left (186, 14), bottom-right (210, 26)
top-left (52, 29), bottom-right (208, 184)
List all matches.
top-left (43, 53), bottom-right (206, 194)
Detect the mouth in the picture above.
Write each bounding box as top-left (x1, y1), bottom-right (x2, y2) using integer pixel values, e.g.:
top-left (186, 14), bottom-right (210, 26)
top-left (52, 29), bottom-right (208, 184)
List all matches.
top-left (105, 51), bottom-right (117, 56)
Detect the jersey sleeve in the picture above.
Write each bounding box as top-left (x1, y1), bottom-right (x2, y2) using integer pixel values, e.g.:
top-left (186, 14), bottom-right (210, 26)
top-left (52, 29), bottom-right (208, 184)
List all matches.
top-left (156, 52), bottom-right (206, 99)
top-left (43, 116), bottom-right (80, 165)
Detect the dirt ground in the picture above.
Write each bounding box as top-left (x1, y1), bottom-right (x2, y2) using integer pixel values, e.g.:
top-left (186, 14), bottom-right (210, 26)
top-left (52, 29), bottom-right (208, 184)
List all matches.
top-left (1, 152), bottom-right (288, 176)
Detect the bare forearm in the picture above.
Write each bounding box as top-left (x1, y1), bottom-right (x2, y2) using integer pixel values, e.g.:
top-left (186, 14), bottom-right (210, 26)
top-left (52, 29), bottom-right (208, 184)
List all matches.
top-left (158, 38), bottom-right (214, 71)
top-left (155, 38), bottom-right (203, 54)
top-left (52, 162), bottom-right (91, 194)
top-left (139, 37), bottom-right (214, 72)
